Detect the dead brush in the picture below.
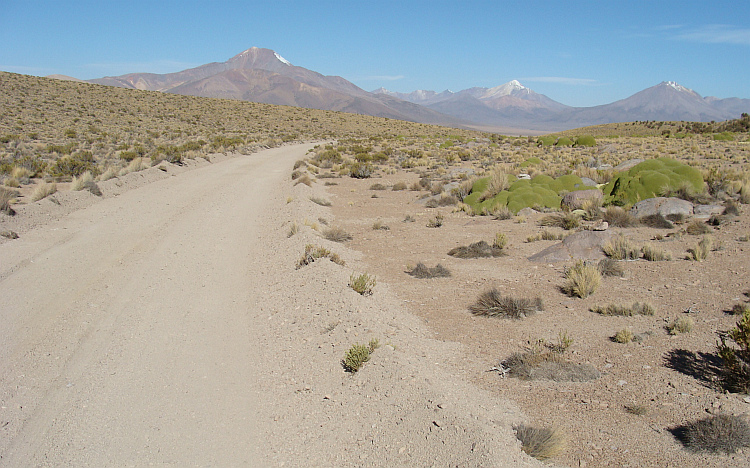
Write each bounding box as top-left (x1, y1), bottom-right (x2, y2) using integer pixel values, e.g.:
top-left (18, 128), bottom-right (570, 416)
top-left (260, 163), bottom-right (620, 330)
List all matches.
top-left (323, 226), bottom-right (352, 242)
top-left (602, 234), bottom-right (641, 260)
top-left (296, 244), bottom-right (345, 269)
top-left (639, 213), bottom-right (674, 229)
top-left (406, 262), bottom-right (451, 279)
top-left (686, 219), bottom-right (712, 235)
top-left (538, 211), bottom-right (581, 230)
top-left (0, 187), bottom-right (16, 215)
top-left (469, 288), bottom-right (543, 319)
top-left (674, 414), bottom-right (750, 454)
top-left (688, 236), bottom-right (713, 261)
top-left (448, 240), bottom-right (506, 258)
top-left (597, 258), bottom-right (624, 277)
top-left (603, 206), bottom-right (638, 227)
top-left (515, 425), bottom-right (566, 461)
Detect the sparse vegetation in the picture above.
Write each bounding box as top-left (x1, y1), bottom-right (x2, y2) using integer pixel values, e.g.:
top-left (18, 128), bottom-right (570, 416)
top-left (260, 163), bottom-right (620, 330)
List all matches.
top-left (342, 339), bottom-right (380, 372)
top-left (426, 213), bottom-right (444, 228)
top-left (675, 414), bottom-right (750, 453)
top-left (349, 272), bottom-right (376, 295)
top-left (406, 262), bottom-right (451, 279)
top-left (30, 181), bottom-right (57, 202)
top-left (448, 240), bottom-right (506, 258)
top-left (718, 308), bottom-right (750, 392)
top-left (592, 302), bottom-right (655, 316)
top-left (602, 234), bottom-right (641, 260)
top-left (539, 211), bottom-right (580, 230)
top-left (469, 289), bottom-right (543, 319)
top-left (641, 243), bottom-right (672, 261)
top-left (310, 196), bottom-right (332, 207)
top-left (562, 260), bottom-right (601, 298)
top-left (613, 328), bottom-right (634, 343)
top-left (688, 236), bottom-right (713, 261)
top-left (515, 425), bottom-right (566, 461)
top-left (667, 316), bottom-right (694, 335)
top-left (323, 226), bottom-right (352, 242)
top-left (296, 244), bottom-right (345, 269)
top-left (597, 258), bottom-right (624, 277)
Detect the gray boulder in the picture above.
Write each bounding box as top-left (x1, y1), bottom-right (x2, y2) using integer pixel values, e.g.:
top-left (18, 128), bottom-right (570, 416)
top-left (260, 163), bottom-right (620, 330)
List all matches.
top-left (630, 197), bottom-right (693, 219)
top-left (693, 204), bottom-right (725, 218)
top-left (528, 230), bottom-right (615, 263)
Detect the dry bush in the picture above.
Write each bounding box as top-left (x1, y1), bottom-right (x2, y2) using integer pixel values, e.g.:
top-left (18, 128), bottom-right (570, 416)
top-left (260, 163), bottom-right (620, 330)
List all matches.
top-left (437, 194), bottom-right (458, 206)
top-left (641, 243), bottom-right (672, 261)
top-left (392, 181), bottom-right (408, 191)
top-left (597, 258), bottom-right (624, 277)
top-left (688, 236), bottom-right (713, 261)
top-left (294, 174), bottom-right (313, 186)
top-left (515, 425), bottom-right (566, 460)
top-left (492, 205), bottom-right (513, 220)
top-left (732, 303), bottom-right (750, 315)
top-left (98, 166), bottom-right (118, 182)
top-left (30, 181), bottom-right (57, 202)
top-left (287, 222), bottom-right (299, 238)
top-left (296, 244), bottom-right (345, 269)
top-left (426, 213), bottom-right (444, 228)
top-left (539, 212), bottom-right (580, 230)
top-left (526, 229), bottom-right (564, 243)
top-left (592, 302), bottom-right (655, 316)
top-left (369, 183), bottom-right (387, 190)
top-left (406, 262), bottom-right (451, 279)
top-left (624, 404), bottom-right (648, 416)
top-left (667, 316), bottom-right (694, 335)
top-left (469, 288), bottom-right (543, 319)
top-left (448, 240), bottom-right (506, 258)
top-left (603, 206), bottom-right (638, 227)
top-left (581, 198), bottom-right (604, 221)
top-left (0, 187), bottom-right (16, 215)
top-left (372, 220), bottom-right (389, 230)
top-left (562, 260), bottom-right (601, 298)
top-left (310, 196), bottom-right (331, 207)
top-left (602, 234), bottom-right (641, 260)
top-left (71, 171), bottom-right (102, 196)
top-left (479, 168), bottom-right (509, 202)
top-left (640, 213), bottom-right (674, 229)
top-left (613, 328), bottom-right (634, 343)
top-left (686, 220), bottom-right (712, 235)
top-left (323, 226), bottom-right (352, 242)
top-left (676, 415), bottom-right (750, 454)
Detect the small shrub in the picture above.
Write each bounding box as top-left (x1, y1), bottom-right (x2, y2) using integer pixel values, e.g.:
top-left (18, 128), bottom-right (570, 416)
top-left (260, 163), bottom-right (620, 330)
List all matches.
top-left (478, 168), bottom-right (510, 202)
top-left (342, 340), bottom-right (380, 372)
top-left (392, 181), bottom-right (408, 191)
top-left (676, 414), bottom-right (750, 453)
top-left (349, 273), bottom-right (376, 295)
top-left (592, 302), bottom-right (655, 316)
top-left (406, 262), bottom-right (451, 279)
top-left (603, 206), bottom-right (638, 227)
top-left (70, 171), bottom-right (102, 196)
top-left (468, 288), bottom-right (542, 319)
top-left (640, 213), bottom-right (674, 229)
top-left (369, 183), bottom-right (387, 190)
top-left (310, 196), bottom-right (332, 207)
top-left (526, 230), bottom-right (564, 243)
top-left (324, 226), bottom-right (352, 242)
top-left (602, 234), bottom-right (641, 260)
top-left (718, 308), bottom-right (750, 392)
top-left (493, 232), bottom-right (508, 250)
top-left (515, 425), bottom-right (566, 461)
top-left (597, 258), bottom-right (624, 277)
top-left (686, 220), bottom-right (711, 235)
top-left (426, 213), bottom-right (444, 228)
top-left (641, 243), bottom-right (672, 261)
top-left (502, 349), bottom-right (599, 382)
top-left (287, 222), bottom-right (300, 238)
top-left (0, 187), bottom-right (15, 215)
top-left (30, 182), bottom-right (57, 202)
top-left (448, 240), bottom-right (506, 258)
top-left (667, 316), bottom-right (694, 335)
top-left (403, 214), bottom-right (415, 222)
top-left (614, 328), bottom-right (634, 343)
top-left (688, 236), bottom-right (713, 261)
top-left (372, 220), bottom-right (390, 230)
top-left (492, 205), bottom-right (513, 220)
top-left (539, 212), bottom-right (580, 230)
top-left (296, 244), bottom-right (345, 269)
top-left (349, 162), bottom-right (374, 179)
top-left (295, 174), bottom-right (313, 186)
top-left (562, 260), bottom-right (601, 298)
top-left (731, 303), bottom-right (750, 316)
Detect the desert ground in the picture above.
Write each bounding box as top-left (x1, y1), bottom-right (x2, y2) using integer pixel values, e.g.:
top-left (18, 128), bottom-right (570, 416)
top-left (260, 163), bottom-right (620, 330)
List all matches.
top-left (0, 143), bottom-right (545, 467)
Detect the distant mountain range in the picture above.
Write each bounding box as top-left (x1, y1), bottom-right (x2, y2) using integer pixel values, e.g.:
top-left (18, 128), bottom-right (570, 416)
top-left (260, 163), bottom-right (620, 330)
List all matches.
top-left (55, 47), bottom-right (750, 133)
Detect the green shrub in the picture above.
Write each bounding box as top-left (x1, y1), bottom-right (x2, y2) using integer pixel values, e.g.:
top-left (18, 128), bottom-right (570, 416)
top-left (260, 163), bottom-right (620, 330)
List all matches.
top-left (554, 137), bottom-right (574, 147)
top-left (718, 308), bottom-right (750, 392)
top-left (349, 273), bottom-right (376, 295)
top-left (342, 339), bottom-right (380, 372)
top-left (713, 132), bottom-right (735, 141)
top-left (349, 162), bottom-right (374, 179)
top-left (602, 158), bottom-right (705, 206)
top-left (48, 151), bottom-right (98, 178)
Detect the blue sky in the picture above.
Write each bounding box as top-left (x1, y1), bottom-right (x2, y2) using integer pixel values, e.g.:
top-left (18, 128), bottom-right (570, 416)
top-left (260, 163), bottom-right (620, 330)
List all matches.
top-left (2, 1), bottom-right (749, 107)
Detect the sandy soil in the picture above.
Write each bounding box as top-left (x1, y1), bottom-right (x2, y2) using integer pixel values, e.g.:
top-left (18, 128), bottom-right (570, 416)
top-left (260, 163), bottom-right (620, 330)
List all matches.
top-left (323, 167), bottom-right (750, 467)
top-left (0, 144), bottom-right (541, 467)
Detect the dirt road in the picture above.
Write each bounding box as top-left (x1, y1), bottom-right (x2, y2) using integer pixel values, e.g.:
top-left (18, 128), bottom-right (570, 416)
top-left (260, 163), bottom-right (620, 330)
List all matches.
top-left (1, 144), bottom-right (538, 467)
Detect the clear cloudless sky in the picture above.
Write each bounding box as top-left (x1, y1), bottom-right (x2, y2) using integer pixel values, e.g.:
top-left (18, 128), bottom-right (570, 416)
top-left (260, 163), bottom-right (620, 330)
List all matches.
top-left (2, 0), bottom-right (749, 107)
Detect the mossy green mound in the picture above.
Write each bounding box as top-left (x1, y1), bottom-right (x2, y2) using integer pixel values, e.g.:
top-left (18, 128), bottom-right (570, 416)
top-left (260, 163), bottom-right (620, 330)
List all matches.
top-left (465, 173), bottom-right (597, 214)
top-left (520, 156), bottom-right (543, 167)
top-left (574, 135), bottom-right (597, 147)
top-left (554, 137), bottom-right (574, 147)
top-left (602, 157), bottom-right (704, 206)
top-left (536, 136), bottom-right (555, 147)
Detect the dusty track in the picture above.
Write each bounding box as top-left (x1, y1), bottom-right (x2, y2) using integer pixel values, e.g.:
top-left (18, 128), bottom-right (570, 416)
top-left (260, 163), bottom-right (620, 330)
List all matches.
top-left (1, 144), bottom-right (538, 467)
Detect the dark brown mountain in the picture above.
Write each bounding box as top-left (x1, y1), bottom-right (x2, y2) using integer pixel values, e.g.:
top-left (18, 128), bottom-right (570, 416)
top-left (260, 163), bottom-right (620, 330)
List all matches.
top-left (87, 47), bottom-right (467, 126)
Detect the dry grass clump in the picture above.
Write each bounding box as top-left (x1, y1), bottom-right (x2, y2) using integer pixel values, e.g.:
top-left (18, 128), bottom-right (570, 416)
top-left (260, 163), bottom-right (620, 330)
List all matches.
top-left (371, 220), bottom-right (389, 230)
top-left (562, 260), bottom-right (601, 298)
top-left (294, 174), bottom-right (313, 186)
top-left (0, 187), bottom-right (16, 215)
top-left (613, 328), bottom-right (634, 343)
top-left (287, 222), bottom-right (300, 237)
top-left (603, 206), bottom-right (638, 227)
top-left (310, 196), bottom-right (332, 207)
top-left (667, 316), bottom-right (694, 335)
top-left (426, 213), bottom-right (444, 228)
top-left (323, 226), bottom-right (352, 242)
top-left (515, 425), bottom-right (566, 460)
top-left (641, 243), bottom-right (673, 261)
top-left (624, 404), bottom-right (648, 416)
top-left (391, 181), bottom-right (408, 191)
top-left (98, 166), bottom-right (118, 182)
top-left (526, 229), bottom-right (564, 243)
top-left (349, 272), bottom-right (376, 296)
top-left (469, 288), bottom-right (543, 319)
top-left (640, 213), bottom-right (674, 229)
top-left (675, 414), bottom-right (750, 454)
top-left (448, 240), bottom-right (506, 258)
top-left (491, 205), bottom-right (513, 220)
top-left (406, 262), bottom-right (451, 279)
top-left (369, 183), bottom-right (387, 190)
top-left (30, 181), bottom-right (57, 202)
top-left (119, 157), bottom-right (150, 175)
top-left (479, 168), bottom-right (510, 202)
top-left (538, 212), bottom-right (581, 230)
top-left (731, 303), bottom-right (750, 315)
top-left (501, 336), bottom-right (599, 382)
top-left (686, 219), bottom-right (712, 235)
top-left (592, 302), bottom-right (655, 316)
top-left (602, 234), bottom-right (641, 260)
top-left (597, 258), bottom-right (624, 277)
top-left (296, 244), bottom-right (345, 269)
top-left (70, 171), bottom-right (102, 196)
top-left (688, 236), bottom-right (713, 261)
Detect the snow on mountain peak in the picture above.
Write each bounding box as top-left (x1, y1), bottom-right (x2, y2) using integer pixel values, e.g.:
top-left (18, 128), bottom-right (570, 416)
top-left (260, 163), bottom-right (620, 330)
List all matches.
top-left (662, 81), bottom-right (694, 94)
top-left (483, 80), bottom-right (528, 99)
top-left (274, 52), bottom-right (291, 65)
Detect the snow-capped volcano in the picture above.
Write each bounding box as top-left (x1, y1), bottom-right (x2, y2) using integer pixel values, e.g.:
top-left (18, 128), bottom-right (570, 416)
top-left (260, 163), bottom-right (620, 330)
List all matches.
top-left (481, 80), bottom-right (529, 99)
